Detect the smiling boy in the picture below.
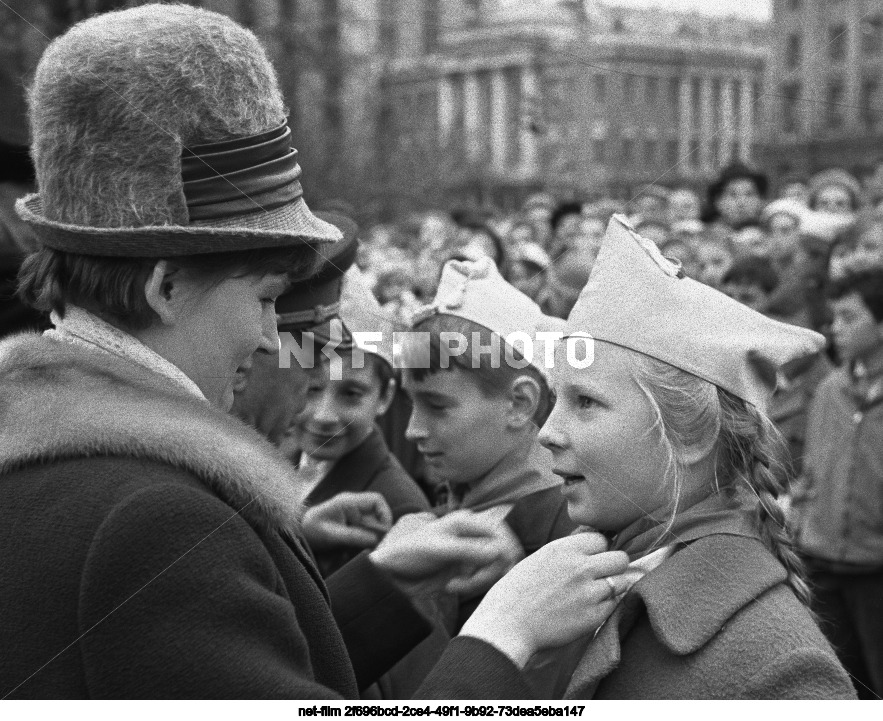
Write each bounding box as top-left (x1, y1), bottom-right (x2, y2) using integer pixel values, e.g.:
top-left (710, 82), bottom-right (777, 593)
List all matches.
top-left (285, 268), bottom-right (429, 578)
top-left (402, 257), bottom-right (575, 631)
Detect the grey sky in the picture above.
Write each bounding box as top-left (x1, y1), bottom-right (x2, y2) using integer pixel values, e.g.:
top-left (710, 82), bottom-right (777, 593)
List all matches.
top-left (609, 0), bottom-right (771, 20)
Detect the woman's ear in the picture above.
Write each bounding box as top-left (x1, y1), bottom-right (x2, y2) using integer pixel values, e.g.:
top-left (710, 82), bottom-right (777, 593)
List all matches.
top-left (143, 260), bottom-right (181, 326)
top-left (507, 374), bottom-right (541, 429)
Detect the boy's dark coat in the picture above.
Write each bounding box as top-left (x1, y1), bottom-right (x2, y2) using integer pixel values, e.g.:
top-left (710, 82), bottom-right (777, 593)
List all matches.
top-left (0, 333), bottom-right (530, 699)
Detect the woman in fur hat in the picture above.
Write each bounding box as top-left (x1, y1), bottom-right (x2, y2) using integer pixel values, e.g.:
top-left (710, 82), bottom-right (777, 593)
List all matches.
top-left (0, 4), bottom-right (635, 699)
top-left (529, 215), bottom-right (857, 699)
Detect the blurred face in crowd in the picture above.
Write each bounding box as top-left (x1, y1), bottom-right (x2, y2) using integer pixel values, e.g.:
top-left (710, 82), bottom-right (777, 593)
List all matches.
top-left (555, 213), bottom-right (583, 242)
top-left (580, 217), bottom-right (606, 246)
top-left (509, 261), bottom-right (546, 300)
top-left (510, 223), bottom-right (535, 247)
top-left (780, 181), bottom-right (810, 206)
top-left (828, 240), bottom-right (857, 281)
top-left (831, 292), bottom-right (883, 363)
top-left (853, 223), bottom-right (883, 269)
top-left (716, 179), bottom-right (762, 227)
top-left (636, 223), bottom-right (670, 248)
top-left (290, 354), bottom-right (394, 462)
top-left (539, 341), bottom-right (675, 531)
top-left (813, 184), bottom-right (854, 216)
top-left (668, 189), bottom-right (701, 222)
top-left (403, 366), bottom-right (513, 486)
top-left (731, 226), bottom-right (770, 258)
top-left (696, 242), bottom-right (733, 287)
top-left (464, 230), bottom-right (501, 266)
top-left (722, 280), bottom-right (769, 314)
top-left (636, 195), bottom-right (668, 224)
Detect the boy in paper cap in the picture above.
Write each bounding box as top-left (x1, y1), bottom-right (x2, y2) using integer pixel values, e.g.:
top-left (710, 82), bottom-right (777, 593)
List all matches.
top-left (401, 257), bottom-right (576, 631)
top-left (284, 267), bottom-right (429, 578)
top-left (533, 214), bottom-right (854, 699)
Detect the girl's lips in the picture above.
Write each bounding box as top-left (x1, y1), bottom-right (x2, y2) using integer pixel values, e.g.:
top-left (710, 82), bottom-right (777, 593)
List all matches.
top-left (553, 470), bottom-right (586, 487)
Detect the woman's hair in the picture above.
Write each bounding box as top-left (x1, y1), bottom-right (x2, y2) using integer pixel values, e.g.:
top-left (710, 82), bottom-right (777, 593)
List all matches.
top-left (17, 245), bottom-right (320, 331)
top-left (630, 353), bottom-right (813, 607)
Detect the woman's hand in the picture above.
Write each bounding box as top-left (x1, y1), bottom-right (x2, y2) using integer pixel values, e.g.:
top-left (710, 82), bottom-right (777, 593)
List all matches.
top-left (301, 492), bottom-right (393, 550)
top-left (459, 532), bottom-right (642, 668)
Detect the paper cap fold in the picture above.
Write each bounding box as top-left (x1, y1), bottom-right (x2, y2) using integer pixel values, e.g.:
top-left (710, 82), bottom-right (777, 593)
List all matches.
top-left (413, 256), bottom-right (565, 377)
top-left (565, 215), bottom-right (826, 410)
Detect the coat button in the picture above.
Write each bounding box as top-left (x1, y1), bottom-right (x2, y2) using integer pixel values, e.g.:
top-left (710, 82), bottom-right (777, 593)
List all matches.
top-left (853, 411), bottom-right (863, 423)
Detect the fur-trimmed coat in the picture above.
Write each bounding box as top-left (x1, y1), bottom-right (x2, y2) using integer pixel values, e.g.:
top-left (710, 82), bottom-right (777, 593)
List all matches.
top-left (0, 332), bottom-right (530, 699)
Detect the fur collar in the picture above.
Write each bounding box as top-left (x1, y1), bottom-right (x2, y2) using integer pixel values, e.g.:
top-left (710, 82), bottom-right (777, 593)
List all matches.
top-left (0, 332), bottom-right (303, 534)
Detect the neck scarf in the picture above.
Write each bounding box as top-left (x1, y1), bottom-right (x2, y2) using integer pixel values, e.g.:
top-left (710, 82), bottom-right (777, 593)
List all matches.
top-left (46, 305), bottom-right (205, 402)
top-left (523, 490), bottom-right (761, 698)
top-left (445, 430), bottom-right (560, 512)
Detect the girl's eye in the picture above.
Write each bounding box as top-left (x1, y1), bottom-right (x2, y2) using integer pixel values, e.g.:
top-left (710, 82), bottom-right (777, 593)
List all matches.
top-left (577, 395), bottom-right (595, 410)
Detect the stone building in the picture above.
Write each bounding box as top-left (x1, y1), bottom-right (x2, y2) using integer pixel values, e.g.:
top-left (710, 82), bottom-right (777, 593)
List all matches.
top-left (378, 1), bottom-right (769, 211)
top-left (760, 0), bottom-right (883, 185)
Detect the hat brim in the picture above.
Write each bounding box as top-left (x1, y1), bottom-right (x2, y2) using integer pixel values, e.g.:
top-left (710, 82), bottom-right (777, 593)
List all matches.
top-left (15, 193), bottom-right (342, 257)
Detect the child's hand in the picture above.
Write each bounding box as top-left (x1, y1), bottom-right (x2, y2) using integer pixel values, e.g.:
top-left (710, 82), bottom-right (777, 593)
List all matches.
top-left (301, 492), bottom-right (393, 550)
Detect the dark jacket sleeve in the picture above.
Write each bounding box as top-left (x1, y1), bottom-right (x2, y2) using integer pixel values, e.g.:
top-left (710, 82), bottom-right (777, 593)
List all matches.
top-left (326, 552), bottom-right (434, 689)
top-left (78, 482), bottom-right (352, 699)
top-left (415, 637), bottom-right (534, 700)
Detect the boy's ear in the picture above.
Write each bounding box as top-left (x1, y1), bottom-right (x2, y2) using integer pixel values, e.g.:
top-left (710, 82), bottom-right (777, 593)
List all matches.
top-left (375, 376), bottom-right (397, 418)
top-left (507, 374), bottom-right (541, 429)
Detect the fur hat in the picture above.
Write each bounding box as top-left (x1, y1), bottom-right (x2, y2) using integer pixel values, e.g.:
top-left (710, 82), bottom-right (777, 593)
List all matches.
top-left (16, 4), bottom-right (340, 257)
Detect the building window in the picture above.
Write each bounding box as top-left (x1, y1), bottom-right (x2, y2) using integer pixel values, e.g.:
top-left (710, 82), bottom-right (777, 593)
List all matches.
top-left (621, 138), bottom-right (634, 166)
top-left (624, 75), bottom-right (636, 105)
top-left (666, 139), bottom-right (679, 167)
top-left (826, 81), bottom-right (845, 129)
top-left (423, 0), bottom-right (440, 53)
top-left (592, 138), bottom-right (607, 164)
top-left (862, 17), bottom-right (883, 56)
top-left (786, 34), bottom-right (801, 70)
top-left (829, 25), bottom-right (847, 62)
top-left (379, 0), bottom-right (397, 53)
top-left (689, 138), bottom-right (700, 168)
top-left (861, 78), bottom-right (880, 130)
top-left (643, 138), bottom-right (657, 166)
top-left (645, 76), bottom-right (659, 105)
top-left (594, 74), bottom-right (607, 103)
top-left (782, 82), bottom-right (801, 133)
top-left (668, 77), bottom-right (680, 120)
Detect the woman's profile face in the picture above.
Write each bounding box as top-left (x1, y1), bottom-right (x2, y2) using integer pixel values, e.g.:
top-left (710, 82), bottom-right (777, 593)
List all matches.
top-left (539, 340), bottom-right (671, 532)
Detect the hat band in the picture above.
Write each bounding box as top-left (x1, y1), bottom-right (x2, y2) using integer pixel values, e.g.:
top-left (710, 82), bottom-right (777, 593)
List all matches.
top-left (277, 301), bottom-right (341, 331)
top-left (181, 122), bottom-right (303, 221)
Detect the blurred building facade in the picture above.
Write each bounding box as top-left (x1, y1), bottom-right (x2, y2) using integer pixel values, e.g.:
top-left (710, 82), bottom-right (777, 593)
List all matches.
top-left (378, 1), bottom-right (770, 212)
top-left (761, 0), bottom-right (883, 185)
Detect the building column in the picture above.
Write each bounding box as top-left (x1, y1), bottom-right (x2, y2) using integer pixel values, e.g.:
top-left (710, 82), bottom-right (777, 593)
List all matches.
top-left (437, 75), bottom-right (455, 146)
top-left (520, 65), bottom-right (539, 175)
top-left (678, 75), bottom-right (692, 169)
top-left (699, 76), bottom-right (713, 172)
top-left (490, 68), bottom-right (509, 171)
top-left (464, 72), bottom-right (481, 162)
top-left (737, 77), bottom-right (754, 164)
top-left (720, 78), bottom-right (735, 164)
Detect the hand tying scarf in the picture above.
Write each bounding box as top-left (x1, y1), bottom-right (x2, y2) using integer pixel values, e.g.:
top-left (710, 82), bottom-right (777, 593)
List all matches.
top-left (522, 490), bottom-right (760, 698)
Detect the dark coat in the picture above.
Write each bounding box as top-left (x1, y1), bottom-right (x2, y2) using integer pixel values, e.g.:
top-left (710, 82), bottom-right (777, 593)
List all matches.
top-left (0, 333), bottom-right (531, 699)
top-left (569, 535), bottom-right (855, 699)
top-left (305, 426), bottom-right (430, 577)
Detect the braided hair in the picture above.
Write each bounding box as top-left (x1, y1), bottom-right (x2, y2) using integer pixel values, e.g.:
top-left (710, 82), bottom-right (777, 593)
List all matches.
top-left (631, 354), bottom-right (812, 607)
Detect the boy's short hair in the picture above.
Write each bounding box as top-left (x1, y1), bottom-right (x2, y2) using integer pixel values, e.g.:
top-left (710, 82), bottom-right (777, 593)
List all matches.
top-left (17, 245), bottom-right (319, 330)
top-left (409, 314), bottom-right (553, 426)
top-left (828, 268), bottom-right (883, 322)
top-left (722, 256), bottom-right (779, 294)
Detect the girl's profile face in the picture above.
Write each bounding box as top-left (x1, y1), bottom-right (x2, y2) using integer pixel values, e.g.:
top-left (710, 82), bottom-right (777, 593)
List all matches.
top-left (539, 341), bottom-right (672, 532)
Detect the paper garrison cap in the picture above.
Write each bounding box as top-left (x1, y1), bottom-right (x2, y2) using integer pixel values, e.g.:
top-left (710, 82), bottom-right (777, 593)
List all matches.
top-left (411, 256), bottom-right (566, 377)
top-left (565, 215), bottom-right (826, 411)
top-left (313, 265), bottom-right (395, 372)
